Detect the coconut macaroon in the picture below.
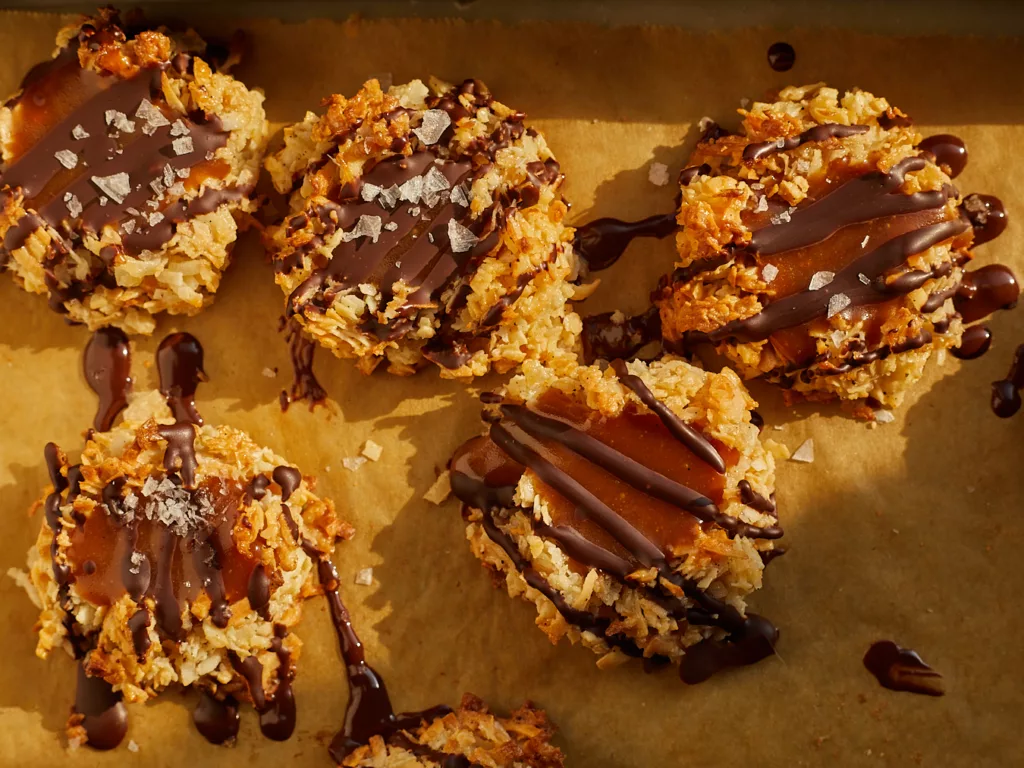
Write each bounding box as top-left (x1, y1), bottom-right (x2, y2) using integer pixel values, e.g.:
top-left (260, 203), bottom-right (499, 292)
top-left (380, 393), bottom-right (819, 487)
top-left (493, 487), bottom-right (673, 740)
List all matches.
top-left (340, 694), bottom-right (564, 768)
top-left (12, 336), bottom-right (350, 749)
top-left (263, 77), bottom-right (582, 378)
top-left (449, 357), bottom-right (783, 683)
top-left (0, 8), bottom-right (269, 334)
top-left (655, 84), bottom-right (1011, 416)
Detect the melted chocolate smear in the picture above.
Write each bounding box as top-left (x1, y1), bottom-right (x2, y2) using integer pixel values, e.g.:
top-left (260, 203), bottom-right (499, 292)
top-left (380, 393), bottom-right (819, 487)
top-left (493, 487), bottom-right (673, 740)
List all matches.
top-left (158, 422), bottom-right (198, 489)
top-left (750, 411), bottom-right (765, 431)
top-left (581, 306), bottom-right (662, 363)
top-left (863, 641), bottom-right (945, 696)
top-left (962, 193), bottom-right (1008, 247)
top-left (73, 662), bottom-right (129, 750)
top-left (127, 608), bottom-right (151, 659)
top-left (738, 479), bottom-right (777, 515)
top-left (951, 324), bottom-right (992, 360)
top-left (955, 264), bottom-right (1019, 324)
top-left (247, 563), bottom-right (271, 621)
top-left (83, 328), bottom-right (132, 432)
top-left (259, 625), bottom-right (297, 741)
top-left (744, 124), bottom-right (869, 162)
top-left (767, 42), bottom-right (795, 71)
top-left (573, 213), bottom-right (676, 271)
top-left (193, 692), bottom-right (240, 745)
top-left (992, 343), bottom-right (1024, 418)
top-left (918, 135), bottom-right (968, 179)
top-left (679, 615), bottom-right (779, 684)
top-left (156, 332), bottom-right (206, 425)
top-left (280, 318), bottom-right (327, 412)
top-left (611, 359), bottom-right (727, 474)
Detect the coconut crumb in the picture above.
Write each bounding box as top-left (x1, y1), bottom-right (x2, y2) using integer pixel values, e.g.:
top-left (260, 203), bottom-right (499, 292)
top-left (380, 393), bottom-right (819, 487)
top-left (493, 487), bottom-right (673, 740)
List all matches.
top-left (647, 162), bottom-right (670, 187)
top-left (361, 440), bottom-right (383, 461)
top-left (423, 470), bottom-right (452, 504)
top-left (791, 438), bottom-right (815, 463)
top-left (342, 456), bottom-right (367, 472)
top-left (262, 367), bottom-right (277, 378)
top-left (355, 567), bottom-right (373, 586)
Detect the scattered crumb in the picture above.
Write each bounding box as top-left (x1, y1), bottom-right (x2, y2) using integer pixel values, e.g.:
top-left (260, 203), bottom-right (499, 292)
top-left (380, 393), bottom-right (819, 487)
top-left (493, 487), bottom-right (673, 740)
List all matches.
top-left (423, 470), bottom-right (452, 504)
top-left (342, 456), bottom-right (367, 472)
top-left (762, 263), bottom-right (779, 283)
top-left (791, 438), bottom-right (815, 463)
top-left (873, 409), bottom-right (895, 424)
top-left (261, 367), bottom-right (277, 378)
top-left (127, 740), bottom-right (139, 753)
top-left (361, 439), bottom-right (383, 461)
top-left (764, 439), bottom-right (791, 461)
top-left (647, 162), bottom-right (670, 187)
top-left (355, 567), bottom-right (373, 586)
top-left (772, 425), bottom-right (784, 431)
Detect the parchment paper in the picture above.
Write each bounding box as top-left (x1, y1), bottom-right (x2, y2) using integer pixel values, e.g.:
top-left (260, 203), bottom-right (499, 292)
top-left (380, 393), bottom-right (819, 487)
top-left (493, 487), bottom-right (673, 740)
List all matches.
top-left (1, 10), bottom-right (1023, 767)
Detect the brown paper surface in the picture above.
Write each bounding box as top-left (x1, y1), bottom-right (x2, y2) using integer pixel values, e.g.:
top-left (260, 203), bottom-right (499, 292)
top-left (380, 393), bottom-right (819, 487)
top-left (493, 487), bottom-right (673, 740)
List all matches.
top-left (1, 10), bottom-right (1023, 767)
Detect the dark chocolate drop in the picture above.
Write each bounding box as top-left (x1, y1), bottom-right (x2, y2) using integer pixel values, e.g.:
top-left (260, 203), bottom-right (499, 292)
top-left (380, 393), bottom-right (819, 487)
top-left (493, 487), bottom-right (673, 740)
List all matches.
top-left (918, 134), bottom-right (968, 179)
top-left (992, 343), bottom-right (1024, 418)
top-left (156, 332), bottom-right (206, 425)
top-left (193, 692), bottom-right (240, 745)
top-left (955, 264), bottom-right (1019, 324)
top-left (767, 42), bottom-right (795, 71)
top-left (951, 325), bottom-right (992, 360)
top-left (73, 662), bottom-right (129, 750)
top-left (962, 193), bottom-right (1008, 247)
top-left (863, 641), bottom-right (945, 696)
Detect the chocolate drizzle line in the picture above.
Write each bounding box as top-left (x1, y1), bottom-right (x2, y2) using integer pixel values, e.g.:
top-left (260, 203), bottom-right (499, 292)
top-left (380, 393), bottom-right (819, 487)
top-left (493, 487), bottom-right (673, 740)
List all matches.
top-left (73, 661), bottom-right (129, 750)
top-left (743, 124), bottom-right (869, 162)
top-left (572, 212), bottom-right (677, 271)
top-left (863, 641), bottom-right (945, 696)
top-left (992, 343), bottom-right (1024, 418)
top-left (450, 381), bottom-right (782, 682)
top-left (581, 306), bottom-right (662, 363)
top-left (83, 328), bottom-right (132, 432)
top-left (157, 332), bottom-right (206, 425)
top-left (610, 360), bottom-right (727, 474)
top-left (279, 317), bottom-right (328, 411)
top-left (918, 134), bottom-right (968, 179)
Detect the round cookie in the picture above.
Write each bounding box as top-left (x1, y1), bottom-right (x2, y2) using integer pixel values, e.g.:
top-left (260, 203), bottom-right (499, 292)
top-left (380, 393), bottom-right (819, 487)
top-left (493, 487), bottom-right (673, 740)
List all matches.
top-left (0, 9), bottom-right (268, 333)
top-left (655, 84), bottom-right (1012, 415)
top-left (264, 77), bottom-right (582, 378)
top-left (12, 334), bottom-right (350, 749)
top-left (449, 357), bottom-right (782, 683)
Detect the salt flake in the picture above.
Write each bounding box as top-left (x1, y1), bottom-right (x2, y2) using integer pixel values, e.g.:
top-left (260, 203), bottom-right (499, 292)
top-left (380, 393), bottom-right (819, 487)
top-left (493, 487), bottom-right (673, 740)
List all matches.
top-left (377, 184), bottom-right (401, 208)
top-left (122, 219), bottom-right (137, 234)
top-left (808, 270), bottom-right (835, 291)
top-left (858, 273), bottom-right (871, 285)
top-left (54, 150), bottom-right (78, 169)
top-left (827, 292), bottom-right (851, 318)
top-left (648, 162), bottom-right (670, 187)
top-left (170, 120), bottom-right (190, 137)
top-left (448, 219), bottom-right (479, 253)
top-left (342, 215), bottom-right (383, 243)
top-left (383, 221), bottom-right (399, 232)
top-left (64, 192), bottom-right (83, 219)
top-left (71, 124), bottom-right (90, 140)
top-left (791, 439), bottom-right (815, 463)
top-left (399, 176), bottom-right (424, 205)
top-left (361, 182), bottom-right (382, 203)
top-left (172, 137), bottom-right (194, 156)
top-left (91, 172), bottom-right (131, 204)
top-left (860, 235), bottom-right (870, 248)
top-left (420, 166), bottom-right (451, 207)
top-left (355, 567), bottom-right (374, 586)
top-left (754, 195), bottom-right (769, 213)
top-left (342, 456), bottom-right (367, 472)
top-left (413, 109), bottom-right (452, 145)
top-left (449, 182), bottom-right (471, 208)
top-left (136, 99), bottom-right (170, 128)
top-left (762, 264), bottom-right (779, 283)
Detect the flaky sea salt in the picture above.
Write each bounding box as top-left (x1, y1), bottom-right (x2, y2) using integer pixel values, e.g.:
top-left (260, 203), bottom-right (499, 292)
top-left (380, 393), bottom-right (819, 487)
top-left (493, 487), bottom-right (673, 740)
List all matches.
top-left (105, 109), bottom-right (135, 133)
top-left (172, 137), bottom-right (194, 156)
top-left (129, 551), bottom-right (145, 575)
top-left (355, 567), bottom-right (374, 586)
top-left (162, 164), bottom-right (176, 188)
top-left (54, 150), bottom-right (78, 169)
top-left (791, 439), bottom-right (815, 463)
top-left (858, 273), bottom-right (871, 285)
top-left (449, 182), bottom-right (471, 207)
top-left (413, 109), bottom-right (451, 145)
top-left (383, 221), bottom-right (399, 232)
top-left (343, 456), bottom-right (367, 472)
top-left (448, 219), bottom-right (479, 253)
top-left (361, 182), bottom-right (382, 202)
top-left (122, 220), bottom-right (137, 234)
top-left (770, 209), bottom-right (792, 225)
top-left (136, 99), bottom-right (170, 127)
top-left (827, 292), bottom-right (851, 318)
top-left (170, 120), bottom-right (189, 137)
top-left (262, 367), bottom-right (277, 378)
top-left (399, 175), bottom-right (424, 205)
top-left (754, 195), bottom-right (769, 213)
top-left (361, 439), bottom-right (383, 461)
top-left (377, 184), bottom-right (401, 208)
top-left (762, 264), bottom-right (779, 283)
top-left (64, 192), bottom-right (82, 219)
top-left (860, 235), bottom-right (870, 248)
top-left (648, 162), bottom-right (670, 187)
top-left (874, 409), bottom-right (895, 424)
top-left (147, 212), bottom-right (165, 227)
top-left (71, 124), bottom-right (89, 140)
top-left (342, 215), bottom-right (383, 243)
top-left (808, 270), bottom-right (835, 291)
top-left (420, 166), bottom-right (451, 207)
top-left (91, 172), bottom-right (131, 204)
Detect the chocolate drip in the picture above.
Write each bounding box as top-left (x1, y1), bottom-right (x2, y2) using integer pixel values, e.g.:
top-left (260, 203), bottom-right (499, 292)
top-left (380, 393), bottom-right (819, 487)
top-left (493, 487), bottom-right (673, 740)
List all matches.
top-left (73, 662), bottom-right (129, 750)
top-left (743, 124), bottom-right (869, 162)
top-left (611, 359), bottom-right (727, 474)
top-left (259, 625), bottom-right (297, 741)
top-left (951, 325), bottom-right (992, 360)
top-left (244, 474), bottom-right (270, 504)
top-left (955, 264), bottom-right (1019, 324)
top-left (749, 157), bottom-right (948, 256)
top-left (192, 534), bottom-right (231, 628)
top-left (280, 319), bottom-right (327, 411)
top-left (127, 608), bottom-right (151, 659)
top-left (151, 526), bottom-right (184, 639)
top-left (572, 212), bottom-right (676, 271)
top-left (863, 641), bottom-right (945, 696)
top-left (158, 423), bottom-right (198, 489)
top-left (918, 135), bottom-right (968, 179)
top-left (193, 692), bottom-right (240, 745)
top-left (156, 332), bottom-right (206, 425)
top-left (992, 343), bottom-right (1024, 418)
top-left (121, 186), bottom-right (245, 253)
top-left (678, 163), bottom-right (711, 186)
top-left (678, 614), bottom-right (779, 684)
top-left (699, 217), bottom-right (969, 344)
top-left (272, 466), bottom-right (302, 501)
top-left (738, 480), bottom-right (777, 515)
top-left (581, 306), bottom-right (661, 363)
top-left (962, 193), bottom-right (1007, 246)
top-left (749, 410), bottom-right (765, 431)
top-left (766, 42), bottom-right (795, 71)
top-left (247, 564), bottom-right (271, 620)
top-left (878, 111), bottom-right (914, 130)
top-left (83, 328), bottom-right (132, 432)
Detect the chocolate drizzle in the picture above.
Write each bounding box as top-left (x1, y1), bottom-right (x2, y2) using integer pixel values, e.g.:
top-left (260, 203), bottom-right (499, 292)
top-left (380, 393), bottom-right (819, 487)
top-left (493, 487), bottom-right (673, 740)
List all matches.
top-left (766, 42), bottom-right (795, 72)
top-left (954, 264), bottom-right (1019, 324)
top-left (743, 124), bottom-right (869, 163)
top-left (962, 193), bottom-right (1007, 246)
top-left (157, 332), bottom-right (206, 425)
top-left (0, 31), bottom-right (236, 316)
top-left (450, 381), bottom-right (781, 683)
top-left (581, 306), bottom-right (661, 363)
top-left (73, 661), bottom-right (129, 750)
top-left (992, 343), bottom-right (1024, 418)
top-left (193, 692), bottom-right (240, 745)
top-left (279, 318), bottom-right (327, 411)
top-left (83, 328), bottom-right (132, 432)
top-left (918, 134), bottom-right (968, 179)
top-left (863, 641), bottom-right (945, 696)
top-left (951, 324), bottom-right (992, 360)
top-left (572, 212), bottom-right (677, 271)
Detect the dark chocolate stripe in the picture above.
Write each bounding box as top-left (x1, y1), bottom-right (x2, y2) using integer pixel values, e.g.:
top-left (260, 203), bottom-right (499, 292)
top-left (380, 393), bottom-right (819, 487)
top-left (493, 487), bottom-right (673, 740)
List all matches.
top-left (83, 328), bottom-right (132, 432)
top-left (572, 212), bottom-right (677, 271)
top-left (610, 359), bottom-right (727, 474)
top-left (701, 217), bottom-right (969, 344)
top-left (749, 157), bottom-right (948, 255)
top-left (743, 123), bottom-right (870, 162)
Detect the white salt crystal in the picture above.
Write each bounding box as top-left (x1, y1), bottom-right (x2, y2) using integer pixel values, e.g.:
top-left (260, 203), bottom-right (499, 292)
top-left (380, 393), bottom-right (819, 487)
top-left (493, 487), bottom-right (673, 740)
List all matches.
top-left (71, 124), bottom-right (89, 140)
top-left (176, 167), bottom-right (191, 179)
top-left (361, 182), bottom-right (382, 202)
top-left (91, 172), bottom-right (131, 204)
top-left (399, 176), bottom-right (424, 205)
top-left (54, 150), bottom-right (78, 169)
top-left (122, 220), bottom-right (137, 234)
top-left (262, 367), bottom-right (277, 378)
top-left (420, 166), bottom-right (451, 207)
top-left (147, 212), bottom-right (165, 227)
top-left (167, 182), bottom-right (185, 197)
top-left (413, 109), bottom-right (451, 145)
top-left (64, 192), bottom-right (82, 219)
top-left (448, 219), bottom-right (479, 253)
top-left (808, 270), bottom-right (835, 291)
top-left (172, 137), bottom-right (194, 156)
top-left (170, 120), bottom-right (190, 137)
top-left (342, 456), bottom-right (367, 472)
top-left (383, 221), bottom-right (399, 232)
top-left (342, 215), bottom-right (383, 243)
top-left (762, 264), bottom-right (779, 283)
top-left (355, 567), bottom-right (374, 586)
top-left (791, 439), bottom-right (815, 463)
top-left (150, 179), bottom-right (166, 196)
top-left (136, 99), bottom-right (170, 128)
top-left (827, 292), bottom-right (851, 318)
top-left (408, 206), bottom-right (421, 217)
top-left (163, 164), bottom-right (176, 188)
top-left (377, 184), bottom-right (401, 208)
top-left (648, 162), bottom-right (670, 187)
top-left (874, 409), bottom-right (895, 424)
top-left (361, 439), bottom-right (383, 461)
top-left (754, 195), bottom-right (769, 213)
top-left (99, 197), bottom-right (108, 206)
top-left (449, 182), bottom-right (471, 207)
top-left (858, 273), bottom-right (871, 285)
top-left (860, 235), bottom-right (870, 248)
top-left (775, 137), bottom-right (787, 149)
top-left (770, 209), bottom-right (792, 225)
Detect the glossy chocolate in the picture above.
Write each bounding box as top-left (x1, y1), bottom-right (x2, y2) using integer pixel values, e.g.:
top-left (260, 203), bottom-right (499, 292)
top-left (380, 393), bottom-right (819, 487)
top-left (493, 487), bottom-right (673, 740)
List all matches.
top-left (83, 328), bottom-right (132, 432)
top-left (863, 641), bottom-right (945, 696)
